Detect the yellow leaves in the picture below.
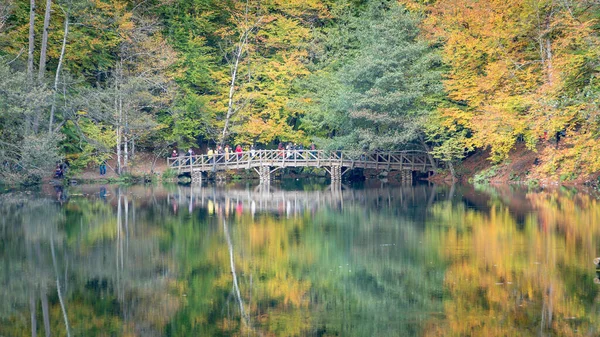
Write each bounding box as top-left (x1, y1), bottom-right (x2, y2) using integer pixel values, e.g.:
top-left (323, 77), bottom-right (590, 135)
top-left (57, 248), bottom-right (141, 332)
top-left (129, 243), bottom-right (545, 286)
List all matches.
top-left (118, 12), bottom-right (134, 33)
top-left (439, 107), bottom-right (473, 130)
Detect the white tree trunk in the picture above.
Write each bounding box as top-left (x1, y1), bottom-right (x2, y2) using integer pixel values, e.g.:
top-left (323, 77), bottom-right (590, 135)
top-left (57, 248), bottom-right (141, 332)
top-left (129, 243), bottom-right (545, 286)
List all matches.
top-left (38, 0), bottom-right (53, 82)
top-left (448, 161), bottom-right (456, 183)
top-left (27, 0), bottom-right (35, 82)
top-left (115, 66), bottom-right (122, 175)
top-left (220, 0), bottom-right (259, 145)
top-left (123, 134), bottom-right (128, 172)
top-left (49, 9), bottom-right (68, 134)
top-left (220, 37), bottom-right (246, 145)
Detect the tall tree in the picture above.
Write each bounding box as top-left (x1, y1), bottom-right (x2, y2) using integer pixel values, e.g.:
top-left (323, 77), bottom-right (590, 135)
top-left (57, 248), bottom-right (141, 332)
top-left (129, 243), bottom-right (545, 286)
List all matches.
top-left (37, 0), bottom-right (52, 81)
top-left (27, 0), bottom-right (35, 82)
top-left (414, 0), bottom-right (600, 168)
top-left (301, 0), bottom-right (442, 151)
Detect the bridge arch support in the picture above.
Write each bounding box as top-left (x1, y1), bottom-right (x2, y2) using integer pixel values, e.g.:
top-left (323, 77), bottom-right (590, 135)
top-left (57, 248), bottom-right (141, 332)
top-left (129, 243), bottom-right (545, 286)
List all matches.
top-left (255, 165), bottom-right (271, 183)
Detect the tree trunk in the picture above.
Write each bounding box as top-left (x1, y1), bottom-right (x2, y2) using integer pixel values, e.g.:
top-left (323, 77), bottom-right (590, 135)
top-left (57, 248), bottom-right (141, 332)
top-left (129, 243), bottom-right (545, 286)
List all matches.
top-left (123, 109), bottom-right (128, 171)
top-left (447, 161), bottom-right (456, 183)
top-left (38, 0), bottom-right (53, 82)
top-left (220, 1), bottom-right (258, 145)
top-left (220, 38), bottom-right (246, 145)
top-left (418, 134), bottom-right (437, 170)
top-left (545, 37), bottom-right (553, 85)
top-left (27, 0), bottom-right (35, 82)
top-left (115, 64), bottom-right (122, 175)
top-left (123, 134), bottom-right (128, 172)
top-left (49, 9), bottom-right (68, 134)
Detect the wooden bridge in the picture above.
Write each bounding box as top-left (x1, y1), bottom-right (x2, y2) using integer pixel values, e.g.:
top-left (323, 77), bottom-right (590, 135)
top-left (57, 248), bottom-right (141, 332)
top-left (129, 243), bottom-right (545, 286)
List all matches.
top-left (167, 150), bottom-right (436, 183)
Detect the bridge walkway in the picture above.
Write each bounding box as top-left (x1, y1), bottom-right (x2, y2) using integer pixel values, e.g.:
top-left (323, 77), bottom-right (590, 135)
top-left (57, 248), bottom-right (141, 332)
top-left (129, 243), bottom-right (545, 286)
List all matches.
top-left (167, 150), bottom-right (436, 183)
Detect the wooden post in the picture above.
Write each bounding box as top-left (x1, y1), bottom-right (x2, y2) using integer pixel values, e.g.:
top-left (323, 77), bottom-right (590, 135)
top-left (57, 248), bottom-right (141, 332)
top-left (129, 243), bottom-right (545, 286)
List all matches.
top-left (330, 165), bottom-right (342, 183)
top-left (259, 165), bottom-right (270, 184)
top-left (192, 171), bottom-right (202, 184)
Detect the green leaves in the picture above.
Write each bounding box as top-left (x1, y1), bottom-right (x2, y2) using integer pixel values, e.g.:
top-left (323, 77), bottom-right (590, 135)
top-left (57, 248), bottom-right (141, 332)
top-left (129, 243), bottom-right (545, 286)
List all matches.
top-left (301, 0), bottom-right (442, 150)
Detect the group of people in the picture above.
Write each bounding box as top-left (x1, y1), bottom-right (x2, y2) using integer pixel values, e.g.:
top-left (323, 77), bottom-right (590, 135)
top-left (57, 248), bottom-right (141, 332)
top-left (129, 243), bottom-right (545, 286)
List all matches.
top-left (171, 143), bottom-right (318, 164)
top-left (277, 142), bottom-right (316, 159)
top-left (205, 144), bottom-right (250, 162)
top-left (54, 162), bottom-right (69, 179)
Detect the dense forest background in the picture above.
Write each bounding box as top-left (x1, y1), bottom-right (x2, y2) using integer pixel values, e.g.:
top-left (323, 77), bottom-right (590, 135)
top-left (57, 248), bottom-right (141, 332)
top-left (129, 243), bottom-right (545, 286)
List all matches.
top-left (0, 0), bottom-right (598, 184)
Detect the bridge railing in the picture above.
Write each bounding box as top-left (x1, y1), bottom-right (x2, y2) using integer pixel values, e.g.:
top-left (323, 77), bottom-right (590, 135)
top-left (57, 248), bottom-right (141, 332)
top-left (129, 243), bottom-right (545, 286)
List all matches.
top-left (166, 150), bottom-right (435, 172)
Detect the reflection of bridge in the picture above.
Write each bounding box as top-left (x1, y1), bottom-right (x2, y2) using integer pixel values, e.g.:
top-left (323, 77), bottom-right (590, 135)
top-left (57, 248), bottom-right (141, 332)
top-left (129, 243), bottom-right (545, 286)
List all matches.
top-left (167, 184), bottom-right (439, 217)
top-left (167, 150), bottom-right (436, 183)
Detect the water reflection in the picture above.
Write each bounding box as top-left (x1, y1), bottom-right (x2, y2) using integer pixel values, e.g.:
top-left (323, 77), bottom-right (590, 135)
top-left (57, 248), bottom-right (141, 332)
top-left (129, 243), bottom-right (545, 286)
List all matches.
top-left (0, 184), bottom-right (599, 336)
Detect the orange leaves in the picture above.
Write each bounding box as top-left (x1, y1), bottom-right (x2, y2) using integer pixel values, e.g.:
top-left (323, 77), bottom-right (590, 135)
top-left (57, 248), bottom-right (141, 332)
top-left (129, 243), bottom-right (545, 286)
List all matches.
top-left (408, 0), bottom-right (600, 172)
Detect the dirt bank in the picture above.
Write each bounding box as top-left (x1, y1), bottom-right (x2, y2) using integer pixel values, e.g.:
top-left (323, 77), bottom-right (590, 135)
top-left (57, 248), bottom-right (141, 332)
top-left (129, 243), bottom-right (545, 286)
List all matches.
top-left (431, 142), bottom-right (600, 187)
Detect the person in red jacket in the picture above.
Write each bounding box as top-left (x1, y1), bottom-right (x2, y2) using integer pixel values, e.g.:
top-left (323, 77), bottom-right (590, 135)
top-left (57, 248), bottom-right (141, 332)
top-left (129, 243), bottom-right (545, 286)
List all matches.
top-left (235, 144), bottom-right (243, 159)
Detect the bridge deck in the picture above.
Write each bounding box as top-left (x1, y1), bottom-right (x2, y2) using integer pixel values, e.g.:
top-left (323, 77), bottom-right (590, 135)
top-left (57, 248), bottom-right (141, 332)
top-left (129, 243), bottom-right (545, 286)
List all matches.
top-left (168, 150), bottom-right (435, 174)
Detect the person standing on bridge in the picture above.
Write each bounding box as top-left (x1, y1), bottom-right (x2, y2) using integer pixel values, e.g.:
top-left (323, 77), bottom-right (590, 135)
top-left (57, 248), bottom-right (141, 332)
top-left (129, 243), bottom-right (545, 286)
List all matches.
top-left (171, 149), bottom-right (178, 166)
top-left (225, 145), bottom-right (231, 162)
top-left (235, 145), bottom-right (242, 159)
top-left (216, 145), bottom-right (223, 163)
top-left (250, 144), bottom-right (256, 158)
top-left (187, 148), bottom-right (194, 165)
top-left (207, 147), bottom-right (214, 163)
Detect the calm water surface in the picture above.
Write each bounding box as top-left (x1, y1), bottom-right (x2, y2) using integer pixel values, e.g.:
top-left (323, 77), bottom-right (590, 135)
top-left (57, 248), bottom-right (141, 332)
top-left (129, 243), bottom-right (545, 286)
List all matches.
top-left (1, 183), bottom-right (599, 336)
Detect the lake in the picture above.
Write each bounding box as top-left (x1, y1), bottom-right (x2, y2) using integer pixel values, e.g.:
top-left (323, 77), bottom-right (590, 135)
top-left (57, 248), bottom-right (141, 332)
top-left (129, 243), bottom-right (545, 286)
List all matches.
top-left (1, 182), bottom-right (599, 336)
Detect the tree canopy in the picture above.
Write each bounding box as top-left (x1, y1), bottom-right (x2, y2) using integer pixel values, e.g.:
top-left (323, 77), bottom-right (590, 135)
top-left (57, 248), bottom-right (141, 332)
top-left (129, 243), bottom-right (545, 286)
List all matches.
top-left (0, 0), bottom-right (599, 183)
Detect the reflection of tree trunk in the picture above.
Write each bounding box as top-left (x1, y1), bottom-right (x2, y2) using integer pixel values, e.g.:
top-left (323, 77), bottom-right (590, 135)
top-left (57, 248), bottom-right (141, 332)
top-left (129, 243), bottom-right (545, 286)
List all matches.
top-left (124, 194), bottom-right (129, 264)
top-left (35, 241), bottom-right (51, 337)
top-left (51, 237), bottom-right (71, 337)
top-left (223, 220), bottom-right (248, 325)
top-left (448, 183), bottom-right (455, 202)
top-left (40, 287), bottom-right (50, 337)
top-left (27, 238), bottom-right (38, 337)
top-left (427, 185), bottom-right (437, 208)
top-left (116, 189), bottom-right (122, 302)
top-left (29, 293), bottom-right (37, 337)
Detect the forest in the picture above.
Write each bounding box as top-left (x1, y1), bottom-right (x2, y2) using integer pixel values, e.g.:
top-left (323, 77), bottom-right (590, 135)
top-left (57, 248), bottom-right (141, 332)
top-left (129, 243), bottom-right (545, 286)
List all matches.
top-left (0, 0), bottom-right (598, 184)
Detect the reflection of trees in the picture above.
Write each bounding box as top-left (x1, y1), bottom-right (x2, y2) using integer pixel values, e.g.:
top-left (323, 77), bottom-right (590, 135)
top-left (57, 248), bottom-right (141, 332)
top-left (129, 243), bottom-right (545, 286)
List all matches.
top-left (0, 188), bottom-right (179, 336)
top-left (304, 204), bottom-right (446, 336)
top-left (425, 187), bottom-right (600, 336)
top-left (5, 184), bottom-right (598, 336)
top-left (163, 185), bottom-right (444, 336)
